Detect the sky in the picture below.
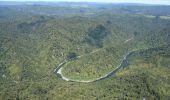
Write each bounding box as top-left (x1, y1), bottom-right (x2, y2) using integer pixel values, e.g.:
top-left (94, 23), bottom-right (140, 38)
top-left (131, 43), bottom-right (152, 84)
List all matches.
top-left (0, 0), bottom-right (170, 5)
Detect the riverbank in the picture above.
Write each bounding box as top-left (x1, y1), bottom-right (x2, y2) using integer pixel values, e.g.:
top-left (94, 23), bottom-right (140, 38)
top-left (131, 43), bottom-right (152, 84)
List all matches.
top-left (54, 51), bottom-right (134, 83)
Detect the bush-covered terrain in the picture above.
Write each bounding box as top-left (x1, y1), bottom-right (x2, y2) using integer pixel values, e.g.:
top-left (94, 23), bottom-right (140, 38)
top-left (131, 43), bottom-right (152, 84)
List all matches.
top-left (0, 2), bottom-right (170, 100)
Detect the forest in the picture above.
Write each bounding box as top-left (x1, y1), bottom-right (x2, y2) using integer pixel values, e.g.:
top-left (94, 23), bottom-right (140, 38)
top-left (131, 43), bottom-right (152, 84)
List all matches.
top-left (0, 2), bottom-right (170, 100)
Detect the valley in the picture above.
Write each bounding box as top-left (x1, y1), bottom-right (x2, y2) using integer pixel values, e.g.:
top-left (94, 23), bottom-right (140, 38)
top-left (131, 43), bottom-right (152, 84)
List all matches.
top-left (0, 2), bottom-right (170, 100)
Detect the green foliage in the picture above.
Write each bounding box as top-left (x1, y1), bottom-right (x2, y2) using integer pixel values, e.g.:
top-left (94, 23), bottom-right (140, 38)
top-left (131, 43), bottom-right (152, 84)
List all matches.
top-left (0, 3), bottom-right (170, 100)
top-left (67, 52), bottom-right (77, 60)
top-left (87, 25), bottom-right (109, 47)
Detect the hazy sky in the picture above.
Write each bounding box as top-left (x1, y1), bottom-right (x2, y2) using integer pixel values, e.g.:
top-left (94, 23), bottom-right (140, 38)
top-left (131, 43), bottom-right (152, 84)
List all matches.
top-left (1, 0), bottom-right (170, 5)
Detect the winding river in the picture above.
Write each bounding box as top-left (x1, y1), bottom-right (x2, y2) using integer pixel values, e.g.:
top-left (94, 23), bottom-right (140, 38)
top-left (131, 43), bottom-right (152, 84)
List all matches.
top-left (54, 51), bottom-right (134, 83)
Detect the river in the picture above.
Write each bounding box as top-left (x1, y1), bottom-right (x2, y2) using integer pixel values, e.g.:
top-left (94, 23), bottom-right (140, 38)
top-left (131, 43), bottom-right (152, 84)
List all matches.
top-left (54, 51), bottom-right (134, 83)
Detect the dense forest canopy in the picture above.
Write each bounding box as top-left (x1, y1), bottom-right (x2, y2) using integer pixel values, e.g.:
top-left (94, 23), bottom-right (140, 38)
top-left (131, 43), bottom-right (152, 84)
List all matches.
top-left (0, 2), bottom-right (170, 100)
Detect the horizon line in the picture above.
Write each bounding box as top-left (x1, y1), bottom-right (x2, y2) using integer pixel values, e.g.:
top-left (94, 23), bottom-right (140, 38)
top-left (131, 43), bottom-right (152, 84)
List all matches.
top-left (0, 0), bottom-right (170, 6)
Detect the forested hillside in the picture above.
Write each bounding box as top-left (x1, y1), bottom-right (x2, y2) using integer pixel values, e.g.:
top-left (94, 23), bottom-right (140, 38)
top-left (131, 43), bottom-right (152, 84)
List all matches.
top-left (0, 2), bottom-right (170, 100)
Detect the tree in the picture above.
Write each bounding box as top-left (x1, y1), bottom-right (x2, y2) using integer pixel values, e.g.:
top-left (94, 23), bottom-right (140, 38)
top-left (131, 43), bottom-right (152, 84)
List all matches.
top-left (67, 52), bottom-right (77, 60)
